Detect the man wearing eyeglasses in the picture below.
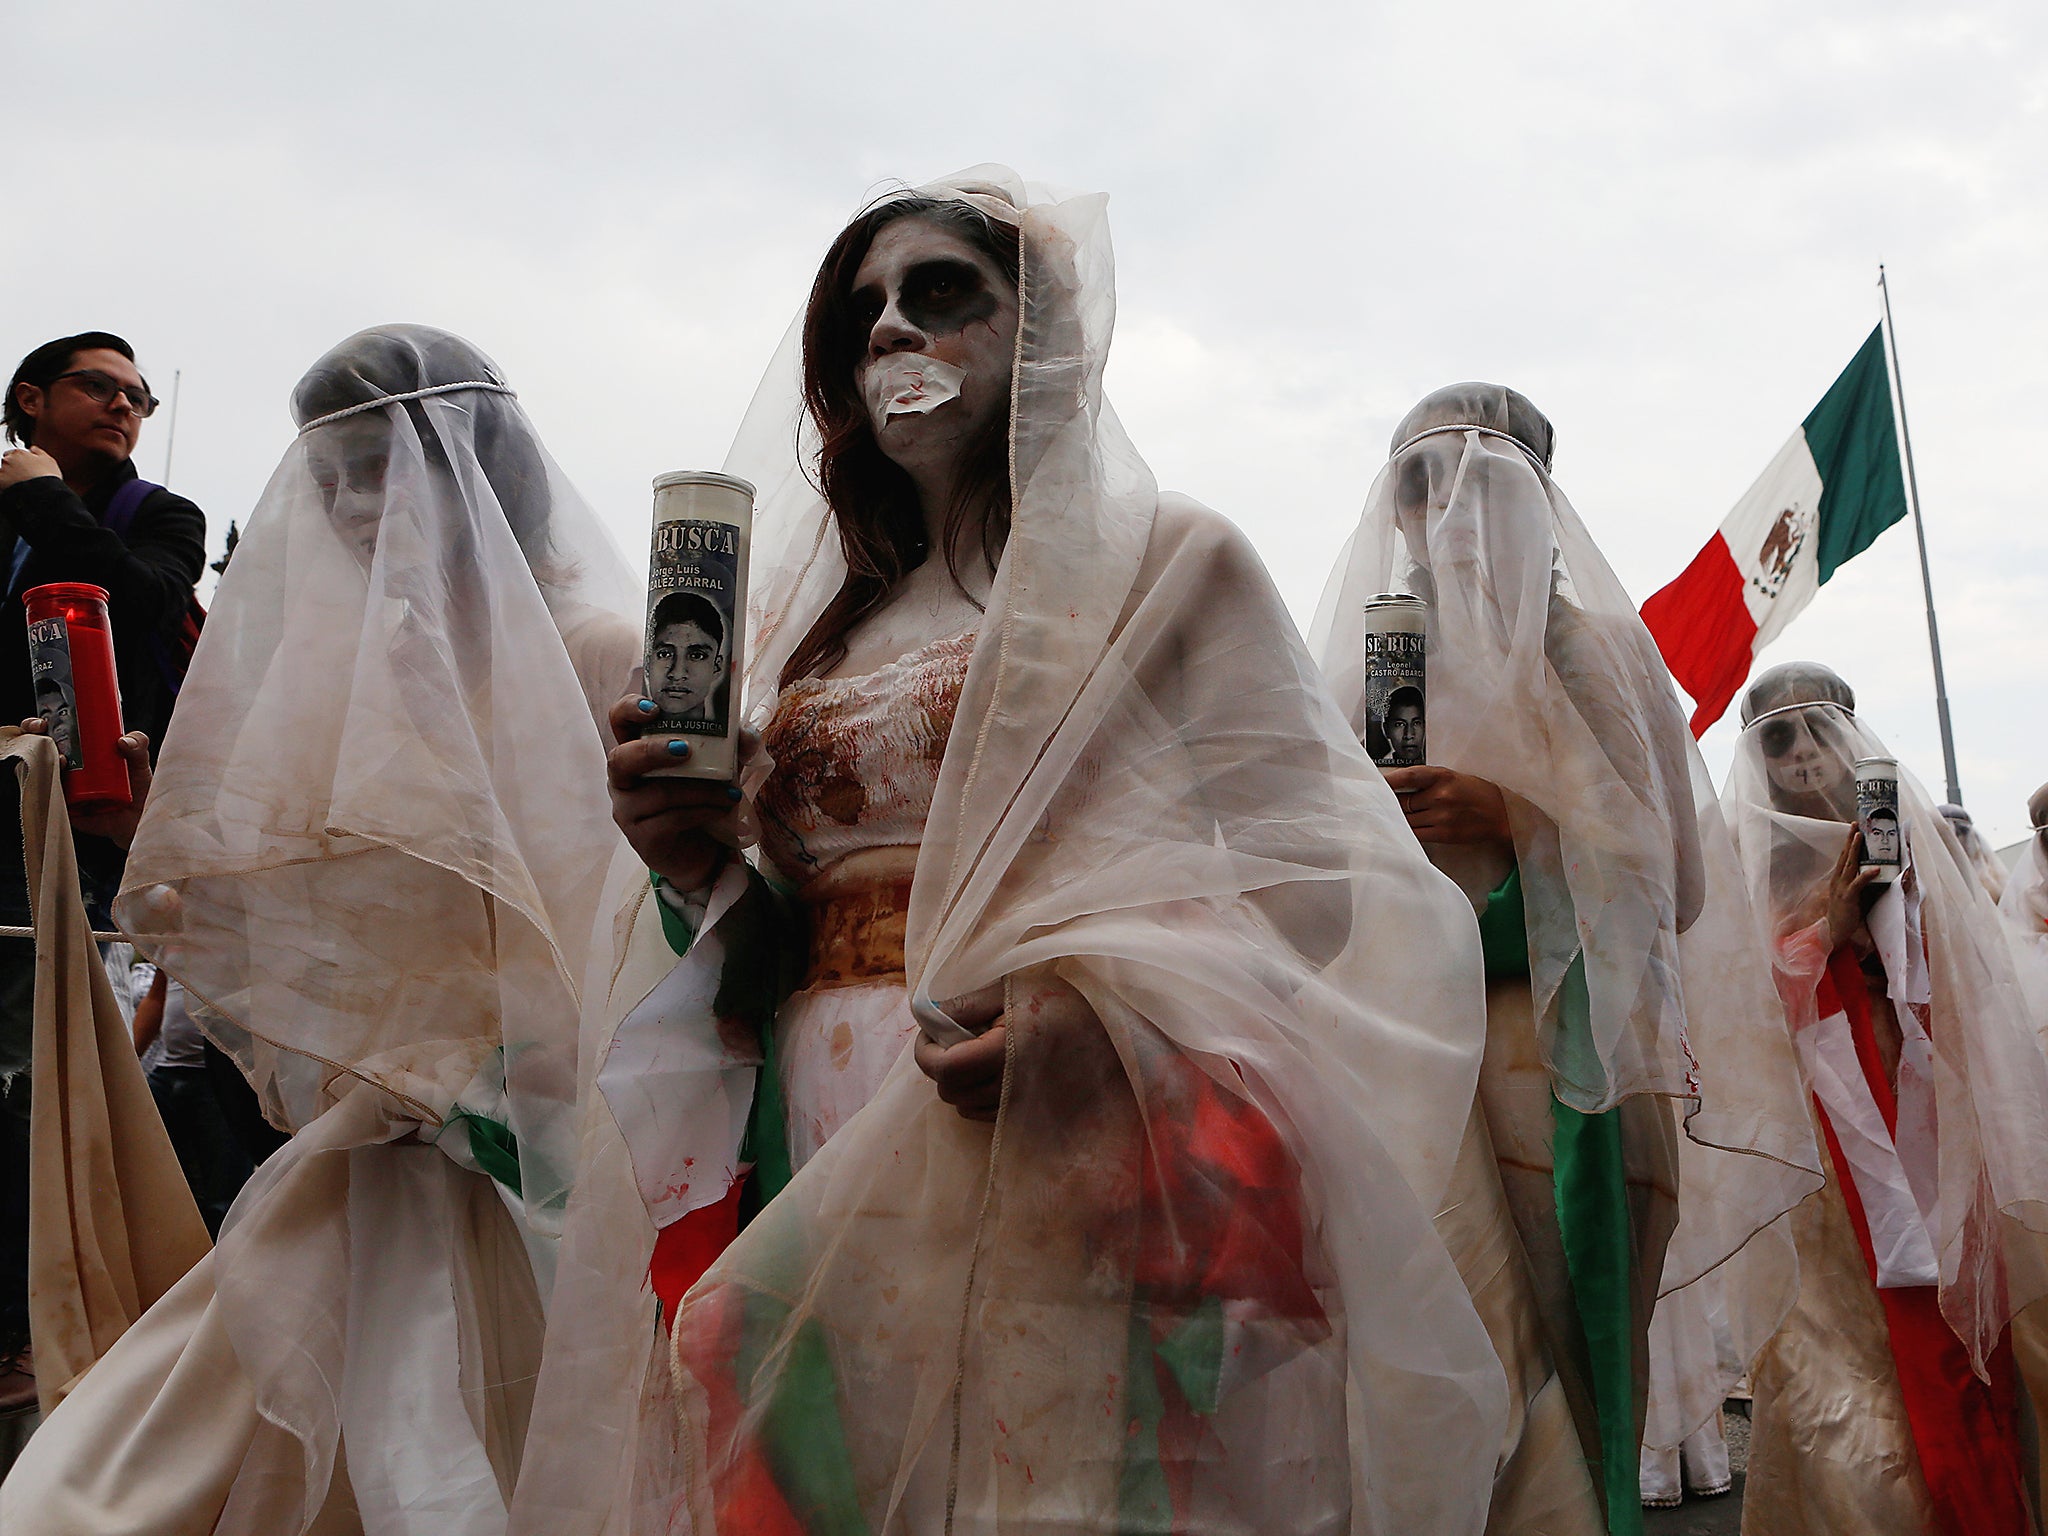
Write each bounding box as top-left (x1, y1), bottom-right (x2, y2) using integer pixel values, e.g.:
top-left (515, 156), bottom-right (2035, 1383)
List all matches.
top-left (0, 331), bottom-right (206, 1412)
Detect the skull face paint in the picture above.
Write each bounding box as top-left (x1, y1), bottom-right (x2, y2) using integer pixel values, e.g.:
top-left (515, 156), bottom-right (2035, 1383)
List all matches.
top-left (850, 235), bottom-right (1005, 344)
top-left (849, 218), bottom-right (1018, 480)
top-left (1758, 709), bottom-right (1849, 804)
top-left (306, 415), bottom-right (394, 561)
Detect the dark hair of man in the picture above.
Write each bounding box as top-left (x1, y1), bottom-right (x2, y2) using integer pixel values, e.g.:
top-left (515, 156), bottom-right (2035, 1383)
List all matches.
top-left (782, 196), bottom-right (1022, 686)
top-left (5, 332), bottom-right (139, 446)
top-left (1387, 685), bottom-right (1423, 715)
top-left (652, 589), bottom-right (726, 652)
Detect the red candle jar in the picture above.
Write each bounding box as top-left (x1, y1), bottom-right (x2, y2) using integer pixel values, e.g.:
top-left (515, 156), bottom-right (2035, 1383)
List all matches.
top-left (23, 582), bottom-right (130, 809)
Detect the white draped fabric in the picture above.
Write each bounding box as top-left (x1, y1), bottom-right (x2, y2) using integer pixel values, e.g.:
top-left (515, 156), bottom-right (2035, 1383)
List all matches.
top-left (3, 326), bottom-right (638, 1536)
top-left (1998, 832), bottom-right (2048, 1041)
top-left (1723, 665), bottom-right (2048, 1376)
top-left (517, 169), bottom-right (1511, 1536)
top-left (1308, 387), bottom-right (1820, 1420)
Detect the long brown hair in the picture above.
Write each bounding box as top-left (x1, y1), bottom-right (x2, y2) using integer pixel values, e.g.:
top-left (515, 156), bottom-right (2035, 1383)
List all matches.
top-left (781, 196), bottom-right (1022, 685)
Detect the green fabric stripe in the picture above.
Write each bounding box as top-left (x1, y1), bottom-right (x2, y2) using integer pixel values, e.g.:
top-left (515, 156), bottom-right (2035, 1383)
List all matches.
top-left (447, 1110), bottom-right (523, 1197)
top-left (738, 1020), bottom-right (791, 1215)
top-left (719, 868), bottom-right (799, 1212)
top-left (650, 870), bottom-right (699, 955)
top-left (1116, 1303), bottom-right (1175, 1534)
top-left (1552, 956), bottom-right (1642, 1536)
top-left (1116, 1297), bottom-right (1227, 1533)
top-left (1486, 869), bottom-right (1642, 1528)
top-left (1802, 325), bottom-right (1907, 584)
top-left (1477, 867), bottom-right (1531, 979)
top-left (1155, 1296), bottom-right (1225, 1419)
top-left (740, 1296), bottom-right (872, 1536)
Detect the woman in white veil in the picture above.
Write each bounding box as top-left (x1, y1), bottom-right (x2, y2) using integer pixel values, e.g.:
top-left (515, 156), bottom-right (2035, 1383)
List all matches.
top-left (1723, 661), bottom-right (2048, 1536)
top-left (1997, 784), bottom-right (2048, 1031)
top-left (520, 169), bottom-right (1509, 1535)
top-left (2, 325), bottom-right (639, 1535)
top-left (1936, 804), bottom-right (2007, 904)
top-left (1309, 386), bottom-right (1821, 1534)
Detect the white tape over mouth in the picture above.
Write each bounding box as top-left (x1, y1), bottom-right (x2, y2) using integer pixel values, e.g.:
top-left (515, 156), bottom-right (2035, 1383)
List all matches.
top-left (863, 354), bottom-right (965, 432)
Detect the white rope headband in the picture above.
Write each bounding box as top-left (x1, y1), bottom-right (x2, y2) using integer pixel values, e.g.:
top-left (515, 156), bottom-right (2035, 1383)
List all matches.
top-left (298, 380), bottom-right (515, 433)
top-left (1390, 422), bottom-right (1552, 470)
top-left (1741, 699), bottom-right (1857, 731)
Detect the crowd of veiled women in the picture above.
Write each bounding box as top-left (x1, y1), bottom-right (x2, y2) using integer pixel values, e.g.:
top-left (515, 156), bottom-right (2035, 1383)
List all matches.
top-left (4, 166), bottom-right (2048, 1536)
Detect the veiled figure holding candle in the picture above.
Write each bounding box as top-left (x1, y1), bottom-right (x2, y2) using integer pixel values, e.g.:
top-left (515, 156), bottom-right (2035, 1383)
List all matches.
top-left (1723, 663), bottom-right (2048, 1536)
top-left (515, 169), bottom-right (1513, 1536)
top-left (1311, 387), bottom-right (1822, 1534)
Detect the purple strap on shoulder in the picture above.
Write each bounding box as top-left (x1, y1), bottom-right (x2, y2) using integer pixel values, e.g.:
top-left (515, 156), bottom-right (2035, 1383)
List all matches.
top-left (100, 477), bottom-right (160, 539)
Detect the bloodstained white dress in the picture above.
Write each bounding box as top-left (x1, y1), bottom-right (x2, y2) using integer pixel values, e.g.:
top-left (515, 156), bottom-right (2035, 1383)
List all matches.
top-left (754, 630), bottom-right (974, 1168)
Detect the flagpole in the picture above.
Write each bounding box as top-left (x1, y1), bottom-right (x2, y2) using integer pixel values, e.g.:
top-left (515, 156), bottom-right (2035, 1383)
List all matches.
top-left (161, 368), bottom-right (182, 484)
top-left (1877, 265), bottom-right (1962, 806)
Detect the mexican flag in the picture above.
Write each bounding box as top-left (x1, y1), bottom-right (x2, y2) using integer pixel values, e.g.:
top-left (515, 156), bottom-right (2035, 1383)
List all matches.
top-left (1642, 325), bottom-right (1907, 734)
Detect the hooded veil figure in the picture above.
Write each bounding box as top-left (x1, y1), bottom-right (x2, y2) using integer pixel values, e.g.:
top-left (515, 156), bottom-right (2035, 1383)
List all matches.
top-left (1939, 804), bottom-right (2008, 905)
top-left (1724, 662), bottom-right (2048, 1536)
top-left (1310, 385), bottom-right (1821, 1535)
top-left (1996, 783), bottom-right (2048, 1029)
top-left (511, 170), bottom-right (1510, 1536)
top-left (1, 325), bottom-right (640, 1535)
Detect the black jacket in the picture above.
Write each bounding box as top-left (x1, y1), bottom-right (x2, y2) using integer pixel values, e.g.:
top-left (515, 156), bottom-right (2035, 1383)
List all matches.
top-left (0, 461), bottom-right (206, 921)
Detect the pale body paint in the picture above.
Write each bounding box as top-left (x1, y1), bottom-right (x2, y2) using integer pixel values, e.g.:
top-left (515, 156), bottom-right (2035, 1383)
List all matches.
top-left (828, 217), bottom-right (1018, 682)
top-left (1762, 713), bottom-right (1840, 799)
top-left (306, 415), bottom-right (394, 560)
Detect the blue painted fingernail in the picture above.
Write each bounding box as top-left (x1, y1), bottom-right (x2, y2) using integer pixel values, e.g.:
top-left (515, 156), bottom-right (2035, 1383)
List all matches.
top-left (666, 739), bottom-right (691, 758)
top-left (636, 698), bottom-right (657, 715)
top-left (725, 784), bottom-right (743, 802)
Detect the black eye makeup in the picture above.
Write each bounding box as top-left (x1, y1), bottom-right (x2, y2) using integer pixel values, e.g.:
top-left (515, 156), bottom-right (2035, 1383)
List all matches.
top-left (851, 257), bottom-right (1001, 349)
top-left (899, 259), bottom-right (995, 334)
top-left (849, 287), bottom-right (885, 331)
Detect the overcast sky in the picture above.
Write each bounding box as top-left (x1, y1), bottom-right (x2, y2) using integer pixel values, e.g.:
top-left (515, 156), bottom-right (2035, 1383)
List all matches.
top-left (11, 0), bottom-right (2045, 841)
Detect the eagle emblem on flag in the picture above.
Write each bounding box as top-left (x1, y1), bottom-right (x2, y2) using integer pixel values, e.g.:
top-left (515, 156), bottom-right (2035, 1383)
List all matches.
top-left (1750, 503), bottom-right (1811, 599)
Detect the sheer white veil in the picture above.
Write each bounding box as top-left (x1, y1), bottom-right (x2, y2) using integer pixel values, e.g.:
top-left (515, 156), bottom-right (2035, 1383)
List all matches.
top-left (522, 170), bottom-right (1512, 1536)
top-left (1725, 661), bottom-right (2048, 1375)
top-left (118, 323), bottom-right (633, 1215)
top-left (719, 166), bottom-right (1510, 1534)
top-left (1313, 384), bottom-right (1707, 1109)
top-left (1998, 809), bottom-right (2048, 1037)
top-left (96, 324), bottom-right (638, 1531)
top-left (1308, 388), bottom-right (1824, 1450)
top-left (1938, 803), bottom-right (2008, 903)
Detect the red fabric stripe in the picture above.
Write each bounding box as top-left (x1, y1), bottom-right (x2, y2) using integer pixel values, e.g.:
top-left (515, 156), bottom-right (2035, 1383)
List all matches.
top-left (649, 1176), bottom-right (747, 1326)
top-left (675, 1285), bottom-right (807, 1536)
top-left (1813, 951), bottom-right (2029, 1536)
top-left (1825, 949), bottom-right (1900, 1135)
top-left (1639, 533), bottom-right (1759, 736)
top-left (1133, 1062), bottom-right (1324, 1324)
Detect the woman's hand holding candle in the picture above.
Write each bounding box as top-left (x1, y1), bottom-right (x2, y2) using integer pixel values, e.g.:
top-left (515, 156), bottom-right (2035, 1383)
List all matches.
top-left (606, 673), bottom-right (755, 892)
